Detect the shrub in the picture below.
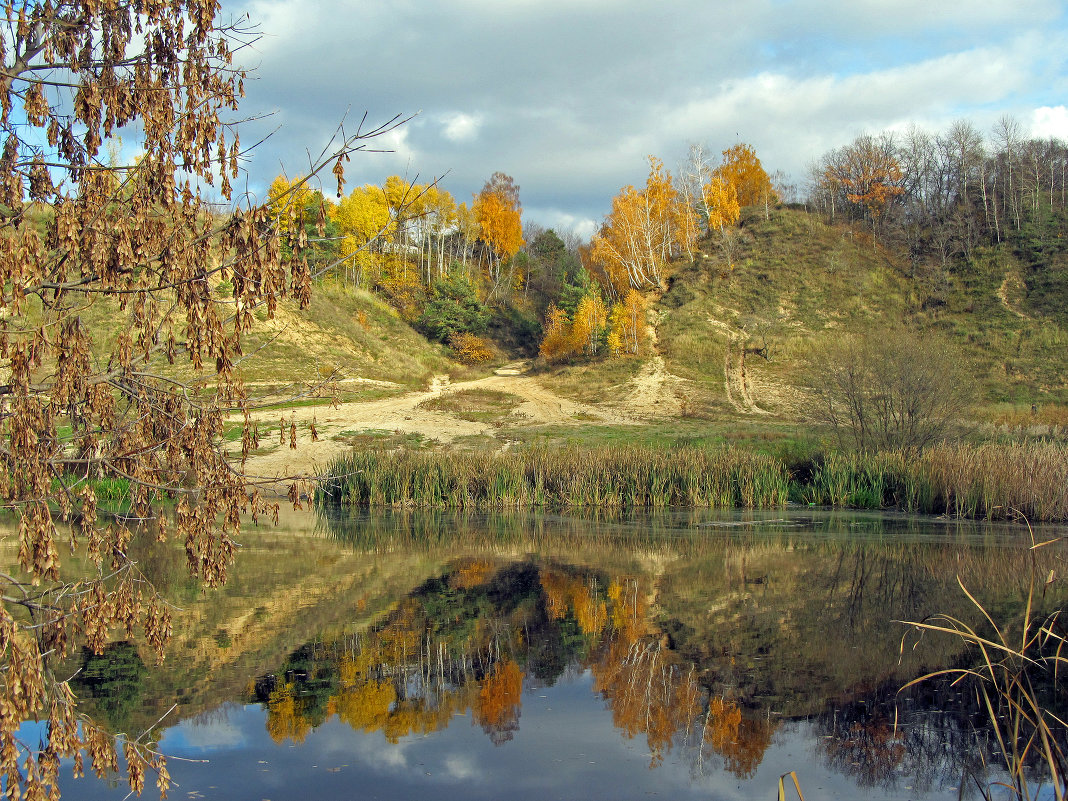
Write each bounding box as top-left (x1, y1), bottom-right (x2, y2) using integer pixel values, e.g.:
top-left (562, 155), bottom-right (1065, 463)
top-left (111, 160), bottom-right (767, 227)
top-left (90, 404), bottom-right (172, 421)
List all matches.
top-left (804, 325), bottom-right (976, 453)
top-left (417, 271), bottom-right (489, 342)
top-left (449, 332), bottom-right (495, 365)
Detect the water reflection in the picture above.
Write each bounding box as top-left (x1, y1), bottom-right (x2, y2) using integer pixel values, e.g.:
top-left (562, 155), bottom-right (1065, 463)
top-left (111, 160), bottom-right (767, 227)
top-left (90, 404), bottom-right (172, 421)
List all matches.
top-left (240, 532), bottom-right (1063, 792)
top-left (29, 508), bottom-right (1068, 799)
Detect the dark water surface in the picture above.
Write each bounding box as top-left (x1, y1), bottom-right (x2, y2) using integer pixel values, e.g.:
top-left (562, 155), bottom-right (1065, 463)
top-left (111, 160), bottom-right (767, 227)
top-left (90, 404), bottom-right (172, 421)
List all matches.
top-left (23, 508), bottom-right (1068, 800)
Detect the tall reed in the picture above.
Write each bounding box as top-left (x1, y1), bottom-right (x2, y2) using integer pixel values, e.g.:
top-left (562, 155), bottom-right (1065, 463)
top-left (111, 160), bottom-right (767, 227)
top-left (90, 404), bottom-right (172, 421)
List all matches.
top-left (799, 444), bottom-right (1068, 520)
top-left (900, 518), bottom-right (1068, 800)
top-left (316, 446), bottom-right (791, 510)
top-left (315, 442), bottom-right (1068, 520)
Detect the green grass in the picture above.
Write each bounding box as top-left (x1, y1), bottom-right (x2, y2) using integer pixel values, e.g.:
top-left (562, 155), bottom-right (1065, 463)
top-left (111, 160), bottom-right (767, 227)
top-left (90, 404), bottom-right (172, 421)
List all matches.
top-left (331, 429), bottom-right (430, 450)
top-left (500, 419), bottom-right (809, 453)
top-left (538, 357), bottom-right (646, 405)
top-left (316, 445), bottom-right (792, 510)
top-left (652, 208), bottom-right (1068, 418)
top-left (418, 388), bottom-right (523, 424)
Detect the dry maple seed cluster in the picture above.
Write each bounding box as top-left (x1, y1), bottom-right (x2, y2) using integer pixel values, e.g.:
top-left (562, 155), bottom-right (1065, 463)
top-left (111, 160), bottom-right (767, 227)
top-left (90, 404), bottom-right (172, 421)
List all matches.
top-left (0, 1), bottom-right (389, 798)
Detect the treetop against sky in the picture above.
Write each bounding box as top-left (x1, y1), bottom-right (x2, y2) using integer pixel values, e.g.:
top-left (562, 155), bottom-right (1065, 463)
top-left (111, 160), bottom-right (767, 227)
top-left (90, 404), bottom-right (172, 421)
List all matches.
top-left (222, 0), bottom-right (1068, 236)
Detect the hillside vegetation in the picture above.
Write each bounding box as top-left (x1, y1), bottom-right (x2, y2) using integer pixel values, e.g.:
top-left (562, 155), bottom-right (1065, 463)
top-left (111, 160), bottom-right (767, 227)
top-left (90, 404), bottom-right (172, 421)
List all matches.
top-left (196, 204), bottom-right (1068, 450)
top-left (655, 206), bottom-right (1068, 419)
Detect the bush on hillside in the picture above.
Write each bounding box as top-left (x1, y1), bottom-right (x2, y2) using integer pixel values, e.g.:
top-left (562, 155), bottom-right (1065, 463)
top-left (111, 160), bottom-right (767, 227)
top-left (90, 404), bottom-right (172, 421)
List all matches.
top-left (804, 326), bottom-right (976, 453)
top-left (449, 332), bottom-right (495, 365)
top-left (417, 271), bottom-right (489, 342)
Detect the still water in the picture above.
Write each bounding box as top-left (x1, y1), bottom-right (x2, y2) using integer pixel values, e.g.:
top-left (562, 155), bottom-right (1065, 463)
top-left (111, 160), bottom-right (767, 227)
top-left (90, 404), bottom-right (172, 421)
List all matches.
top-left (25, 508), bottom-right (1068, 800)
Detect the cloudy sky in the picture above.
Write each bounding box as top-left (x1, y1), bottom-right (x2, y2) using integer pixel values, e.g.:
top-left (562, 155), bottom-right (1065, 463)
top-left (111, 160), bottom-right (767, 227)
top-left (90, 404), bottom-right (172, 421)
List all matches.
top-left (219, 0), bottom-right (1068, 238)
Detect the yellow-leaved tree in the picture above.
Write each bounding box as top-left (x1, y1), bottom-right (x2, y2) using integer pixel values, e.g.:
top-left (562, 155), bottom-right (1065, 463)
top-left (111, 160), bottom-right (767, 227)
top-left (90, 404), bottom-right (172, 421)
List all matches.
top-left (571, 294), bottom-right (609, 356)
top-left (620, 289), bottom-right (646, 354)
top-left (713, 143), bottom-right (778, 209)
top-left (586, 157), bottom-right (697, 294)
top-left (336, 184), bottom-right (392, 286)
top-left (417, 184), bottom-right (459, 284)
top-left (539, 304), bottom-right (576, 363)
top-left (267, 174), bottom-right (314, 237)
top-left (701, 175), bottom-right (741, 233)
top-left (473, 172), bottom-right (524, 294)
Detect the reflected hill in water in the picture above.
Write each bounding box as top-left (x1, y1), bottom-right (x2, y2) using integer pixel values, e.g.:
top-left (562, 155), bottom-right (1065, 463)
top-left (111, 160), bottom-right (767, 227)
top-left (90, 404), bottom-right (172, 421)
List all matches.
top-left (58, 508), bottom-right (1067, 790)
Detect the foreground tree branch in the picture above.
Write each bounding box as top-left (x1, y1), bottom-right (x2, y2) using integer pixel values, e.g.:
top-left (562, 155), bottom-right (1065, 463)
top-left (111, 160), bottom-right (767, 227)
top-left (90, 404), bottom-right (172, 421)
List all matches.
top-left (0, 2), bottom-right (403, 798)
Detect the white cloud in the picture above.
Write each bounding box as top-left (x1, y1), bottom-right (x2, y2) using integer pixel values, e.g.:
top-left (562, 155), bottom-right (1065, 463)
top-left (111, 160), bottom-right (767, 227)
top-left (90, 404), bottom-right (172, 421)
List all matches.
top-left (1031, 106), bottom-right (1068, 140)
top-left (439, 112), bottom-right (483, 142)
top-left (443, 753), bottom-right (480, 781)
top-left (181, 718), bottom-right (245, 748)
top-left (524, 207), bottom-right (599, 240)
top-left (222, 0), bottom-right (1068, 226)
top-left (658, 38), bottom-right (1045, 181)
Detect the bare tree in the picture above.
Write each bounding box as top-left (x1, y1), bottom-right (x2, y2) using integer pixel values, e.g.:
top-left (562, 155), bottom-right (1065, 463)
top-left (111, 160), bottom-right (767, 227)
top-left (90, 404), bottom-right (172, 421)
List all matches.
top-left (805, 327), bottom-right (975, 453)
top-left (716, 227), bottom-right (751, 272)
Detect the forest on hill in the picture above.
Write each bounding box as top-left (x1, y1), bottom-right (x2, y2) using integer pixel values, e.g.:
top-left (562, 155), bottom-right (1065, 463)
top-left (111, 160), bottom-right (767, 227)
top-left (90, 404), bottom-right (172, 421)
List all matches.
top-left (264, 115), bottom-right (1068, 415)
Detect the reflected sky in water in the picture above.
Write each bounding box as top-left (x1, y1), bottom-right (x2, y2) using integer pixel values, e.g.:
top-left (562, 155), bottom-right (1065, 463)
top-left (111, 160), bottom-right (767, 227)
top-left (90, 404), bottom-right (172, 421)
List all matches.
top-left (85, 676), bottom-right (966, 801)
top-left (19, 508), bottom-right (1065, 801)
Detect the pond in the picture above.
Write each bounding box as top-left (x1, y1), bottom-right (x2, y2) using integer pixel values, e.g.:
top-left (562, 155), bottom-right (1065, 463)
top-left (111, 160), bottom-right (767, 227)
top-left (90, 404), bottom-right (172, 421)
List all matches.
top-left (17, 507), bottom-right (1068, 800)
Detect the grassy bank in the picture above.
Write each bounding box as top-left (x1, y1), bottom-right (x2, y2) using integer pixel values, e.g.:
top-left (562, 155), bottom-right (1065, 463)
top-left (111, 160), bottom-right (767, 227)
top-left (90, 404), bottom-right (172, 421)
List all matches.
top-left (316, 442), bottom-right (1068, 520)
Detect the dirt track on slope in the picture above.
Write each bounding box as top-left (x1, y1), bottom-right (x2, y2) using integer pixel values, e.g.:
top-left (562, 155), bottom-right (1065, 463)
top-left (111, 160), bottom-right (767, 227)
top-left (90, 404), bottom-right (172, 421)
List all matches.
top-left (705, 315), bottom-right (770, 415)
top-left (237, 362), bottom-right (655, 487)
top-left (235, 305), bottom-right (798, 490)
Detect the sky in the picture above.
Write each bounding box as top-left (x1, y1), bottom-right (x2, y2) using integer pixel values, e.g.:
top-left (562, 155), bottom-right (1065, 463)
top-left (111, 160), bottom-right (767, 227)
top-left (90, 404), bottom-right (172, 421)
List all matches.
top-left (218, 0), bottom-right (1068, 239)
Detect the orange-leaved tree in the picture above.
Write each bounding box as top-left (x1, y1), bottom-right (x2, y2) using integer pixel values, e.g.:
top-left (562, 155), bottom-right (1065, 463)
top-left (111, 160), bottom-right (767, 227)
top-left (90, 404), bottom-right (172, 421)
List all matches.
top-left (538, 304), bottom-right (575, 362)
top-left (473, 171), bottom-right (524, 293)
top-left (713, 143), bottom-right (779, 209)
top-left (822, 134), bottom-right (905, 233)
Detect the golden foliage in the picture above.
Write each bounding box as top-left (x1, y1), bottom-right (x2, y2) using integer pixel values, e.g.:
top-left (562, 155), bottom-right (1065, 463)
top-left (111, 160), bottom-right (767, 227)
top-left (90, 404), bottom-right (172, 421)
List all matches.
top-left (450, 559), bottom-right (496, 589)
top-left (701, 696), bottom-right (779, 779)
top-left (336, 184), bottom-right (391, 280)
top-left (473, 172), bottom-right (524, 284)
top-left (620, 290), bottom-right (645, 355)
top-left (701, 176), bottom-right (741, 233)
top-left (712, 143), bottom-right (778, 208)
top-left (375, 257), bottom-right (426, 320)
top-left (538, 304), bottom-right (577, 363)
top-left (335, 680), bottom-right (397, 733)
top-left (540, 570), bottom-right (608, 635)
top-left (586, 156), bottom-right (697, 293)
top-left (267, 174), bottom-right (314, 237)
top-left (571, 294), bottom-right (608, 357)
top-left (475, 659), bottom-right (524, 744)
top-left (537, 290), bottom-right (627, 363)
top-left (607, 577), bottom-right (651, 643)
top-left (591, 639), bottom-right (700, 767)
top-left (449, 332), bottom-right (495, 365)
top-left (266, 683), bottom-right (313, 744)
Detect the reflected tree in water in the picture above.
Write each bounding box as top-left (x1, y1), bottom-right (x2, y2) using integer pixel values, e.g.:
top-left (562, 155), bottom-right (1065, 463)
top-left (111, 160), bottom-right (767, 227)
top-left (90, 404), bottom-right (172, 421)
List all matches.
top-left (475, 659), bottom-right (524, 744)
top-left (242, 545), bottom-right (1060, 789)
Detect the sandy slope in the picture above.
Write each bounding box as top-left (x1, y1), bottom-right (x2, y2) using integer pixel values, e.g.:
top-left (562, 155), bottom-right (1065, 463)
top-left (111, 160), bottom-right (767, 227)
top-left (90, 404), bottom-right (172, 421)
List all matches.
top-left (237, 361), bottom-right (653, 486)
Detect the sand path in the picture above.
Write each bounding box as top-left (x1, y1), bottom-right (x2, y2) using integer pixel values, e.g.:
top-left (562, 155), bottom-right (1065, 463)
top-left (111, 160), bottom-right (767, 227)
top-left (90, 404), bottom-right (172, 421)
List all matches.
top-left (237, 361), bottom-right (644, 485)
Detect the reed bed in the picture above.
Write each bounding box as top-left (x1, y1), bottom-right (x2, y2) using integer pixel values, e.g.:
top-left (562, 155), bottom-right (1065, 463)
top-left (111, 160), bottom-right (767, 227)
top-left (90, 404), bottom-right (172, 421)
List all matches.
top-left (801, 442), bottom-right (1068, 521)
top-left (315, 442), bottom-right (1068, 521)
top-left (316, 446), bottom-right (791, 511)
